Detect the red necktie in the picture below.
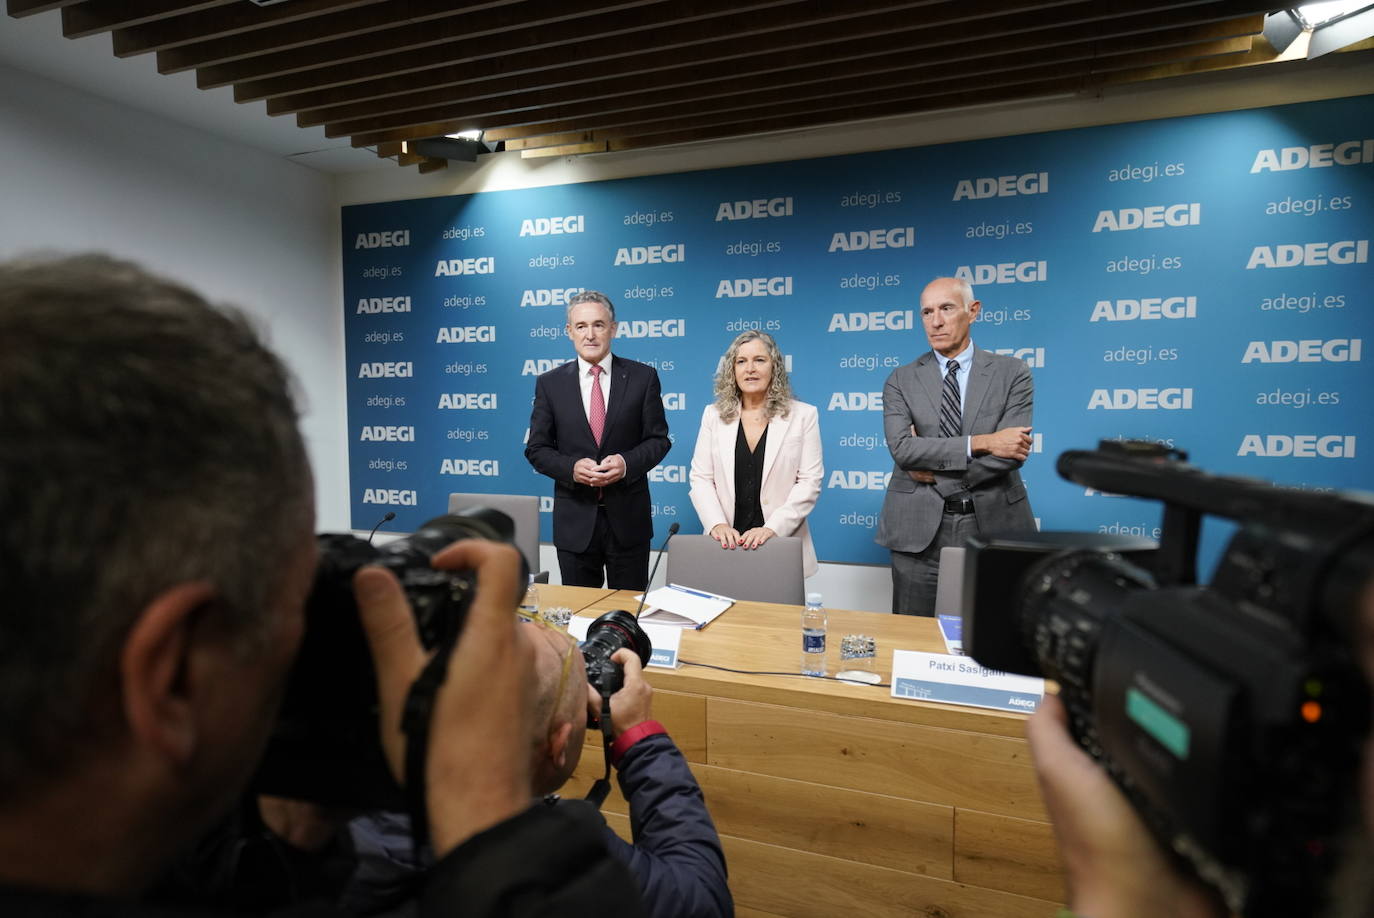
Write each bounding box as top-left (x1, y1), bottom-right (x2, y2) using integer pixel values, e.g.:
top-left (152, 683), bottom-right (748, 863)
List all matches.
top-left (589, 364), bottom-right (606, 445)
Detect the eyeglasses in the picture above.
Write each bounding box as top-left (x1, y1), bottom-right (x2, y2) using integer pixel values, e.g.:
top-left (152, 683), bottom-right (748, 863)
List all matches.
top-left (519, 615), bottom-right (579, 707)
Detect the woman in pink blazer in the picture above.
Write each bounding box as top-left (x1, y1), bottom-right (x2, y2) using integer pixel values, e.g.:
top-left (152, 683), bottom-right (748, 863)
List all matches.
top-left (688, 330), bottom-right (824, 577)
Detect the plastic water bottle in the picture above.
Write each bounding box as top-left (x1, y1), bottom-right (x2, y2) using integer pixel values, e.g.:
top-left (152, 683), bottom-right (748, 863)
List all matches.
top-left (519, 574), bottom-right (540, 618)
top-left (801, 592), bottom-right (827, 676)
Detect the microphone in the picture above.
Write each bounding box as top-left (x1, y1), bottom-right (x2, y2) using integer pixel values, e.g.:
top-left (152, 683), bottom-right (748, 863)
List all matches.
top-left (367, 511), bottom-right (396, 544)
top-left (634, 522), bottom-right (679, 619)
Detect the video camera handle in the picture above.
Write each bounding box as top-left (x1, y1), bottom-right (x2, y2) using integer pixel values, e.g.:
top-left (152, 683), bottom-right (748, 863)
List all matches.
top-left (1059, 443), bottom-right (1374, 597)
top-left (1058, 445), bottom-right (1374, 536)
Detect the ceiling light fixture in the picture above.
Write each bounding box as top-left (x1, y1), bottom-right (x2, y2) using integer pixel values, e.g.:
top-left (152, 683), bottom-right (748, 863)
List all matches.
top-left (412, 136), bottom-right (498, 164)
top-left (1264, 2), bottom-right (1374, 58)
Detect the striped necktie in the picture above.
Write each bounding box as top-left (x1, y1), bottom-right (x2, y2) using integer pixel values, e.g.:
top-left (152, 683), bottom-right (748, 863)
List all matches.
top-left (939, 359), bottom-right (961, 438)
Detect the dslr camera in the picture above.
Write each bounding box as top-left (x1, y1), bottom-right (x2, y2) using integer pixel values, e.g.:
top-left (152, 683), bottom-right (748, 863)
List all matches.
top-left (963, 441), bottom-right (1374, 917)
top-left (253, 508), bottom-right (654, 809)
top-left (581, 608), bottom-right (653, 697)
top-left (254, 509), bottom-right (525, 809)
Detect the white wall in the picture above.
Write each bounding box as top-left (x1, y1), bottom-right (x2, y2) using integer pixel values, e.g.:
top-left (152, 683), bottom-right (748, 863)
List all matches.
top-left (336, 54), bottom-right (1374, 613)
top-left (0, 64), bottom-right (350, 530)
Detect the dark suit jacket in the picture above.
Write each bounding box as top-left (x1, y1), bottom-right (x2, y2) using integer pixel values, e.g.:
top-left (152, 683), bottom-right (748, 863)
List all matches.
top-left (525, 356), bottom-right (671, 553)
top-left (876, 346), bottom-right (1034, 554)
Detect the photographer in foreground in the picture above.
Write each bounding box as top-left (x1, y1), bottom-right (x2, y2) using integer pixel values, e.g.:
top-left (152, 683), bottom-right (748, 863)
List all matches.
top-left (962, 443), bottom-right (1374, 918)
top-left (0, 253), bottom-right (642, 916)
top-left (529, 631), bottom-right (730, 918)
top-left (998, 447), bottom-right (1374, 918)
top-left (1028, 610), bottom-right (1374, 918)
top-left (349, 628), bottom-right (731, 918)
top-left (1027, 692), bottom-right (1233, 918)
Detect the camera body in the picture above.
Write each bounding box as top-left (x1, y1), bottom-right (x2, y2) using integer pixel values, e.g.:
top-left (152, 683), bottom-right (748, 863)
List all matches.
top-left (253, 509), bottom-right (525, 809)
top-left (581, 609), bottom-right (653, 697)
top-left (963, 441), bottom-right (1374, 916)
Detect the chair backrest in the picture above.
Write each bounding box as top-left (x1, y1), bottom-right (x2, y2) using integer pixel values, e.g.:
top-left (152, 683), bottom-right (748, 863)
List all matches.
top-left (665, 534), bottom-right (805, 606)
top-left (934, 546), bottom-right (967, 615)
top-left (447, 492), bottom-right (542, 576)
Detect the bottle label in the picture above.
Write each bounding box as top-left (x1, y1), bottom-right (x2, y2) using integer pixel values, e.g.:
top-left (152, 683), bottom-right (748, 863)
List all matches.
top-left (803, 633), bottom-right (826, 653)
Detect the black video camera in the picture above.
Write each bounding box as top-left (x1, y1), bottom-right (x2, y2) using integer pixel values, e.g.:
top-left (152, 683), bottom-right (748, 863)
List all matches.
top-left (963, 440), bottom-right (1374, 917)
top-left (253, 508), bottom-right (526, 810)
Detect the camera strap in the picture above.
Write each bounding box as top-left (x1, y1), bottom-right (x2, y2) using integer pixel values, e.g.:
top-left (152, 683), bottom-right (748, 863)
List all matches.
top-left (399, 618), bottom-right (460, 861)
top-left (584, 694), bottom-right (615, 809)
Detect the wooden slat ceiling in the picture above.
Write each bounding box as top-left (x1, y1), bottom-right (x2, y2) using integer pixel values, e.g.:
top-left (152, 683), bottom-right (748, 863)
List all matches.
top-left (7, 0), bottom-right (1323, 172)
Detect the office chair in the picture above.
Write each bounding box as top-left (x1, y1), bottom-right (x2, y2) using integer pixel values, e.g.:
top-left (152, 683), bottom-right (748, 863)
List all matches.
top-left (934, 546), bottom-right (967, 616)
top-left (447, 492), bottom-right (547, 581)
top-left (665, 534), bottom-right (806, 605)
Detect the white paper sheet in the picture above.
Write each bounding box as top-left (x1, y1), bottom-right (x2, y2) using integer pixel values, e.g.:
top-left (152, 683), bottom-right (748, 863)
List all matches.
top-left (635, 583), bottom-right (734, 629)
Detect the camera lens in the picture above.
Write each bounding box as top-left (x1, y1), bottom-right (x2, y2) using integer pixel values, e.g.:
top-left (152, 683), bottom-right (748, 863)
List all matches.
top-left (382, 509), bottom-right (514, 565)
top-left (1021, 550), bottom-right (1156, 693)
top-left (376, 511), bottom-right (524, 647)
top-left (582, 609), bottom-right (652, 697)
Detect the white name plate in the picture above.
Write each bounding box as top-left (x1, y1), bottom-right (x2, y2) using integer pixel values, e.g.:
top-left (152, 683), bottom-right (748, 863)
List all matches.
top-left (642, 621), bottom-right (683, 668)
top-left (569, 616), bottom-right (682, 669)
top-left (890, 650), bottom-right (1043, 714)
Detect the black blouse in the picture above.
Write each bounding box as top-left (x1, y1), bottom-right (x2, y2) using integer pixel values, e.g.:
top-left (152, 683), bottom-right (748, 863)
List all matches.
top-left (732, 422), bottom-right (767, 531)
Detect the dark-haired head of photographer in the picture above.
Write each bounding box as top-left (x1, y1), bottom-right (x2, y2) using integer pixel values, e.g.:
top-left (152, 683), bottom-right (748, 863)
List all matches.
top-left (0, 253), bottom-right (643, 917)
top-left (1028, 579), bottom-right (1374, 918)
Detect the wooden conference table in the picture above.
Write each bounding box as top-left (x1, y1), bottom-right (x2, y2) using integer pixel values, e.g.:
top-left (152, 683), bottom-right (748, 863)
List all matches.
top-left (538, 585), bottom-right (1065, 918)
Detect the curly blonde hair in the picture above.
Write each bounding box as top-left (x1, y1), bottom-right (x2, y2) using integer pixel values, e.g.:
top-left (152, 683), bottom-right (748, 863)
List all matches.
top-left (713, 330), bottom-right (793, 423)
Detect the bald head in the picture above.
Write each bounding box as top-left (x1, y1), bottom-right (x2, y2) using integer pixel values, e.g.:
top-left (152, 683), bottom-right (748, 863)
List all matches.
top-left (920, 276), bottom-right (981, 358)
top-left (525, 623), bottom-right (588, 796)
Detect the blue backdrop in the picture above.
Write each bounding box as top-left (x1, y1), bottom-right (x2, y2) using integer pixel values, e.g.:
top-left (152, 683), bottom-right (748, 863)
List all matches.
top-left (342, 94), bottom-right (1374, 573)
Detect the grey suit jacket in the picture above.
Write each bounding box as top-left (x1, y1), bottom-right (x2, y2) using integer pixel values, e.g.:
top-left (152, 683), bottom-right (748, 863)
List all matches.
top-left (875, 346), bottom-right (1034, 554)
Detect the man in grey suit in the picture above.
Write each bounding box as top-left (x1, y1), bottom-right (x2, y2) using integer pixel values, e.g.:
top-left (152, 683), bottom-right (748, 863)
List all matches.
top-left (876, 276), bottom-right (1035, 615)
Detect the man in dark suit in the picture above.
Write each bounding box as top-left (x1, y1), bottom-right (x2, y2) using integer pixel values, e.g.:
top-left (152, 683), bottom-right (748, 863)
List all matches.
top-left (526, 290), bottom-right (671, 589)
top-left (876, 276), bottom-right (1035, 615)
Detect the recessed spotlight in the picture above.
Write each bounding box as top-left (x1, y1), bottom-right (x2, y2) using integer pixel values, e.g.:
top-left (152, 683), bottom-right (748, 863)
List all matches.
top-left (1292, 0), bottom-right (1372, 28)
top-left (1265, 2), bottom-right (1374, 58)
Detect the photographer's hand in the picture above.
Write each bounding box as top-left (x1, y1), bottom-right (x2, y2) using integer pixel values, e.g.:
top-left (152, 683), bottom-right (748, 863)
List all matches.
top-left (606, 648), bottom-right (654, 737)
top-left (257, 796), bottom-right (346, 853)
top-left (1027, 693), bottom-right (1224, 918)
top-left (354, 540), bottom-right (536, 858)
